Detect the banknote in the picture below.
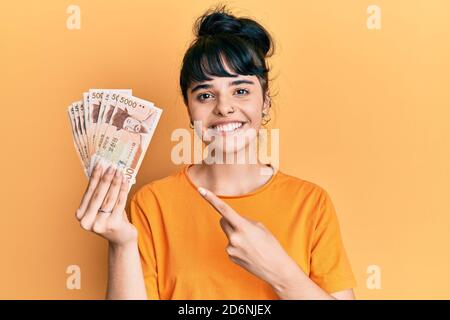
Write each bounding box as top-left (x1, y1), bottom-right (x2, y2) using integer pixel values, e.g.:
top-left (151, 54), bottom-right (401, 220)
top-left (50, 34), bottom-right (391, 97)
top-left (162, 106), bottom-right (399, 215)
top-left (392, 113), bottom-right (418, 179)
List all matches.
top-left (87, 89), bottom-right (106, 158)
top-left (93, 89), bottom-right (132, 161)
top-left (72, 102), bottom-right (90, 168)
top-left (67, 105), bottom-right (89, 175)
top-left (77, 101), bottom-right (90, 156)
top-left (92, 94), bottom-right (162, 185)
top-left (82, 92), bottom-right (91, 154)
top-left (67, 89), bottom-right (162, 185)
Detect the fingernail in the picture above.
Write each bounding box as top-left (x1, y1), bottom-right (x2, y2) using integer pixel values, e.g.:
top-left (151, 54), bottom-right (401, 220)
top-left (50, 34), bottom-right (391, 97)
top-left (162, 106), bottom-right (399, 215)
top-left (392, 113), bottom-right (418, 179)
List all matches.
top-left (198, 187), bottom-right (207, 196)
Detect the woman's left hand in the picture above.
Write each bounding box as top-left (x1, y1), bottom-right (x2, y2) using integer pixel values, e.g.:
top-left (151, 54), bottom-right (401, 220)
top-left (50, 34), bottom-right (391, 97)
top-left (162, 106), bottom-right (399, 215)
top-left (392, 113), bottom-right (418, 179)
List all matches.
top-left (198, 187), bottom-right (300, 289)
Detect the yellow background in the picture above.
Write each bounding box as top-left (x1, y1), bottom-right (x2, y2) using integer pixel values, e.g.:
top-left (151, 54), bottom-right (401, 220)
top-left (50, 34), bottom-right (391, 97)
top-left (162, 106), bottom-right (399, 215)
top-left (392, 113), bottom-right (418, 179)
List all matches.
top-left (1, 0), bottom-right (449, 299)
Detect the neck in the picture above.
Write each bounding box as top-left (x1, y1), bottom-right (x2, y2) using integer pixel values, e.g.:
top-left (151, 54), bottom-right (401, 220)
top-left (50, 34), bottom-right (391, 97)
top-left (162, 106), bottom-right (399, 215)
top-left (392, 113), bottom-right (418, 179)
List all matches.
top-left (193, 160), bottom-right (274, 197)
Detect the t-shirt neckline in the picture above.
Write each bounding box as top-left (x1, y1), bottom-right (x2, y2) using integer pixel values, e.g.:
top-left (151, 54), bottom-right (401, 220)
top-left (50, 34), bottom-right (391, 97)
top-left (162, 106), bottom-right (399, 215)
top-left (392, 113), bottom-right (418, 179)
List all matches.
top-left (182, 164), bottom-right (280, 199)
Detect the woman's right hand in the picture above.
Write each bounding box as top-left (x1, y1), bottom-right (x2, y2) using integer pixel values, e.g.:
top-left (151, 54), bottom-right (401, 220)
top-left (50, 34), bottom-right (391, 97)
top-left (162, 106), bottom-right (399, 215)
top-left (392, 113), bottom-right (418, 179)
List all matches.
top-left (76, 161), bottom-right (138, 246)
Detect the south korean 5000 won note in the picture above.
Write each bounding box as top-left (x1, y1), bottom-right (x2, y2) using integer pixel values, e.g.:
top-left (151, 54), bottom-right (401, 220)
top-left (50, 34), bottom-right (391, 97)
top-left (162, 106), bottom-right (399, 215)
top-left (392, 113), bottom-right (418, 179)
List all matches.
top-left (98, 94), bottom-right (162, 185)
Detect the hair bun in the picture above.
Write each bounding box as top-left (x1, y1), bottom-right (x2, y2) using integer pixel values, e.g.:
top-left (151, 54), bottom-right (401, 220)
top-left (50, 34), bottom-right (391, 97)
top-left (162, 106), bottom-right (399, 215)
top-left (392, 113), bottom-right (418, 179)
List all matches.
top-left (197, 12), bottom-right (242, 37)
top-left (195, 7), bottom-right (273, 57)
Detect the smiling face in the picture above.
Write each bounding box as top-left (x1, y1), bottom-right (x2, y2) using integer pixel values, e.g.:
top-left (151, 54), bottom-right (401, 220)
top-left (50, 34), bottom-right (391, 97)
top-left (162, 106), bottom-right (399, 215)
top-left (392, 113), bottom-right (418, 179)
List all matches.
top-left (187, 68), bottom-right (270, 155)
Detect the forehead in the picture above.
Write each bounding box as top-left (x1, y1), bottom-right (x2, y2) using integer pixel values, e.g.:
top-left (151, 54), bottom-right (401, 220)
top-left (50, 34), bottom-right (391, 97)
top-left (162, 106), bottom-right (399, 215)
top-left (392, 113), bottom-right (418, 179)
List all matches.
top-left (199, 73), bottom-right (255, 82)
top-left (189, 55), bottom-right (259, 88)
top-left (189, 74), bottom-right (258, 89)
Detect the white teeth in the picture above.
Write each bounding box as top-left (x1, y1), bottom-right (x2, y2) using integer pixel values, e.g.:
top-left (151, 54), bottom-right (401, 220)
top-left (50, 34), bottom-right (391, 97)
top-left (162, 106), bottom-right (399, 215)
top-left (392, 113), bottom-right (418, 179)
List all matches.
top-left (212, 122), bottom-right (243, 132)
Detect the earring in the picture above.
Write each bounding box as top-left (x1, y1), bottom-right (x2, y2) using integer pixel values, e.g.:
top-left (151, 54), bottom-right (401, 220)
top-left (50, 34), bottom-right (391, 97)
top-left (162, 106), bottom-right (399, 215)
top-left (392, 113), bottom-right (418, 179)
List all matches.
top-left (262, 112), bottom-right (271, 126)
top-left (189, 120), bottom-right (194, 129)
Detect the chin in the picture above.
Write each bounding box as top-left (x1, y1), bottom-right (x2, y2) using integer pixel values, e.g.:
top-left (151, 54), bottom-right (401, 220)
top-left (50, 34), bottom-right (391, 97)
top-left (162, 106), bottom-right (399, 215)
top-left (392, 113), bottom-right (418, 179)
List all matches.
top-left (222, 143), bottom-right (248, 155)
top-left (212, 137), bottom-right (258, 163)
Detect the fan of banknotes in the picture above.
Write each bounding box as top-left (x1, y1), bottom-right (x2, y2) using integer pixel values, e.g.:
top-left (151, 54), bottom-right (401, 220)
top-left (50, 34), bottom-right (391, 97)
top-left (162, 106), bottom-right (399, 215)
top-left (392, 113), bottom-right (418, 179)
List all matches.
top-left (67, 89), bottom-right (163, 186)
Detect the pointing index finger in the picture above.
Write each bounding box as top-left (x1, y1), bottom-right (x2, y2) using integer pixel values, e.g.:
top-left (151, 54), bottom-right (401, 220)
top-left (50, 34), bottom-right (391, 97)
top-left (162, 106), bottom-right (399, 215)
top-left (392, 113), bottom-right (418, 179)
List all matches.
top-left (198, 187), bottom-right (245, 228)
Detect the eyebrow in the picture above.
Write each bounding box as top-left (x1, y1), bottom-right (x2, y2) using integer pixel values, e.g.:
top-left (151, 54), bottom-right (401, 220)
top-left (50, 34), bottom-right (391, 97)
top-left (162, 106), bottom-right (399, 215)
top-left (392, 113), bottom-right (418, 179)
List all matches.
top-left (190, 79), bottom-right (255, 93)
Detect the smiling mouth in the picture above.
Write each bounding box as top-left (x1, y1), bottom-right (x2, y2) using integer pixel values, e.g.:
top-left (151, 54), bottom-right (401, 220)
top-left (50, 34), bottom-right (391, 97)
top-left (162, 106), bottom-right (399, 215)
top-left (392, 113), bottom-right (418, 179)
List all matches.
top-left (209, 122), bottom-right (247, 134)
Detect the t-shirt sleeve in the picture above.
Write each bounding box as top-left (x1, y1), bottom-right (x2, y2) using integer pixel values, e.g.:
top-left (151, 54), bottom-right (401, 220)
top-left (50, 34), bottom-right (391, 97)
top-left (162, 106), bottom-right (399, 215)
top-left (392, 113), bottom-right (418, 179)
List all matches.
top-left (129, 185), bottom-right (160, 300)
top-left (309, 188), bottom-right (357, 294)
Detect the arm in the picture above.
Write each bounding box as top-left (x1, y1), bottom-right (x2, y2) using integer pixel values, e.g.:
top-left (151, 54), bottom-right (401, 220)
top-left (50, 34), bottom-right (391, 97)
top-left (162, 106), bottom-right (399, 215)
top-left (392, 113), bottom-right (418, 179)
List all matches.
top-left (269, 259), bottom-right (355, 300)
top-left (197, 186), bottom-right (356, 300)
top-left (76, 161), bottom-right (147, 300)
top-left (331, 289), bottom-right (355, 300)
top-left (106, 241), bottom-right (147, 300)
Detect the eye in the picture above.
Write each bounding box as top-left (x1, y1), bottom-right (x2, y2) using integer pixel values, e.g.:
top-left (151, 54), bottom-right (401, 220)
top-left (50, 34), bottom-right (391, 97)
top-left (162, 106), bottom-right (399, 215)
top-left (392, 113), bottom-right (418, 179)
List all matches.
top-left (197, 92), bottom-right (213, 102)
top-left (235, 88), bottom-right (249, 95)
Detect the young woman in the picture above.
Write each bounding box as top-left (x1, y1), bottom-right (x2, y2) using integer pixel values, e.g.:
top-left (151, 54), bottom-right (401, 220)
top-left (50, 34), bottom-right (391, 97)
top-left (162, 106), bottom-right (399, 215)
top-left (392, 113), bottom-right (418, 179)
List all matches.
top-left (75, 7), bottom-right (357, 300)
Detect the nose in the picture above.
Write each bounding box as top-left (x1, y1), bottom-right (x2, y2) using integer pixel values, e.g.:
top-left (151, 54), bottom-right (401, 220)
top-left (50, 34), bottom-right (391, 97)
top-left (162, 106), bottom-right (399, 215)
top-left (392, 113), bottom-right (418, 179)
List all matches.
top-left (213, 96), bottom-right (235, 116)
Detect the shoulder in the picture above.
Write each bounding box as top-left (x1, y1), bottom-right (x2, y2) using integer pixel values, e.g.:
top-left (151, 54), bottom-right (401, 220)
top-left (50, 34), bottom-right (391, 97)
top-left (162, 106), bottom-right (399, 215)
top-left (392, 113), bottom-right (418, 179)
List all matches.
top-left (131, 166), bottom-right (188, 203)
top-left (275, 170), bottom-right (328, 200)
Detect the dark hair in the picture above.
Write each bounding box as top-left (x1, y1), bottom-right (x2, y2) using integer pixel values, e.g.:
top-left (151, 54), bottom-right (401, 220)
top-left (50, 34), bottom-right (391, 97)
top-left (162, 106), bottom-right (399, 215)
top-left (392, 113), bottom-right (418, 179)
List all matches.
top-left (180, 5), bottom-right (275, 105)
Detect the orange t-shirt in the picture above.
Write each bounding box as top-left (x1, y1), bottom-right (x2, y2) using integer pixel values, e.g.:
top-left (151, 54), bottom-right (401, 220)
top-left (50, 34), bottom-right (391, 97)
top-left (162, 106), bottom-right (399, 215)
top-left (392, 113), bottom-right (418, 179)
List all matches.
top-left (130, 164), bottom-right (357, 299)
